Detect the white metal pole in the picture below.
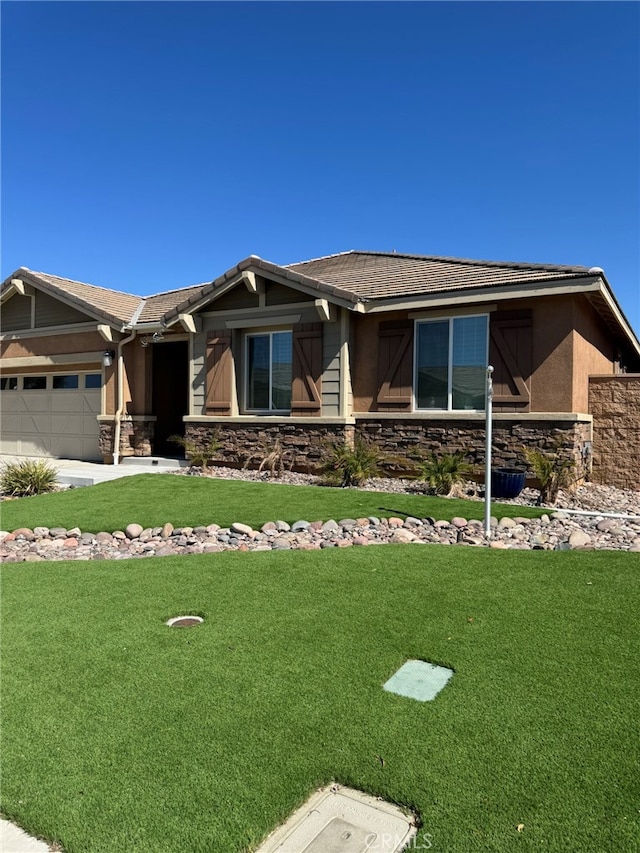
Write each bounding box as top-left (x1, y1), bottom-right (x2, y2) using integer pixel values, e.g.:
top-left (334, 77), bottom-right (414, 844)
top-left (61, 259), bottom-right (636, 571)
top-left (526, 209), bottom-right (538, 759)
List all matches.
top-left (484, 365), bottom-right (494, 539)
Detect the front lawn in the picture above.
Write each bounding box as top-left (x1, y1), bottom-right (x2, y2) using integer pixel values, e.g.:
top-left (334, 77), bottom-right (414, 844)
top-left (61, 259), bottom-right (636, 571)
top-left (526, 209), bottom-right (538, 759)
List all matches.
top-left (1, 546), bottom-right (638, 852)
top-left (0, 473), bottom-right (542, 533)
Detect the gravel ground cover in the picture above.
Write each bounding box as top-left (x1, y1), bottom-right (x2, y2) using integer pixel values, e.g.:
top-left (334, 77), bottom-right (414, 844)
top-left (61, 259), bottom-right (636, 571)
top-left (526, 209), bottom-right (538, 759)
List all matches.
top-left (1, 467), bottom-right (638, 561)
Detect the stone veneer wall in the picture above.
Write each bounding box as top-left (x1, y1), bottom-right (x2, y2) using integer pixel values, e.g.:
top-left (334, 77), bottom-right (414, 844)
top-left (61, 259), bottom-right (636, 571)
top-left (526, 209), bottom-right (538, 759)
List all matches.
top-left (99, 418), bottom-right (155, 460)
top-left (355, 417), bottom-right (593, 480)
top-left (185, 421), bottom-right (355, 473)
top-left (185, 416), bottom-right (592, 479)
top-left (589, 375), bottom-right (640, 489)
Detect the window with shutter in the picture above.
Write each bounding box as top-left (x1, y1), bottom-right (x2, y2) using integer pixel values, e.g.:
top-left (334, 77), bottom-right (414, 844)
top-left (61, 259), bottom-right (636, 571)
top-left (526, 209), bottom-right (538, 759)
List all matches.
top-left (415, 315), bottom-right (488, 411)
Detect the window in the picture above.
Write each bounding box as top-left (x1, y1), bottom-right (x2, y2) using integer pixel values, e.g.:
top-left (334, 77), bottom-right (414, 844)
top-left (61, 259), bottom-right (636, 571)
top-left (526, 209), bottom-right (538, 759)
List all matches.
top-left (53, 374), bottom-right (79, 389)
top-left (0, 377), bottom-right (18, 391)
top-left (85, 374), bottom-right (102, 389)
top-left (23, 376), bottom-right (47, 390)
top-left (415, 315), bottom-right (488, 411)
top-left (246, 331), bottom-right (292, 412)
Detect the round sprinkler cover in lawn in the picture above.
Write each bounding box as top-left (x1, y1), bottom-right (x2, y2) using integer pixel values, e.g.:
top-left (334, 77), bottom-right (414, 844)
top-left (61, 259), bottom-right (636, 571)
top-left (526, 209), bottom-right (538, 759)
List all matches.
top-left (166, 615), bottom-right (204, 628)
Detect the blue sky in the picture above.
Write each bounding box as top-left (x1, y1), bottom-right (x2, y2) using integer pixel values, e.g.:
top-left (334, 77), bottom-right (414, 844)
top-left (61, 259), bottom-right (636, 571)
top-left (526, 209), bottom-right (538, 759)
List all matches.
top-left (2, 1), bottom-right (639, 330)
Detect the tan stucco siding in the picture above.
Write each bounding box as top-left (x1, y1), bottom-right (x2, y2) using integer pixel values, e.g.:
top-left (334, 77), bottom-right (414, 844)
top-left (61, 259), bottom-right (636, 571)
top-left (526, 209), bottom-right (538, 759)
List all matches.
top-left (571, 297), bottom-right (616, 412)
top-left (1, 330), bottom-right (106, 359)
top-left (495, 295), bottom-right (573, 412)
top-left (123, 340), bottom-right (151, 415)
top-left (351, 311), bottom-right (409, 412)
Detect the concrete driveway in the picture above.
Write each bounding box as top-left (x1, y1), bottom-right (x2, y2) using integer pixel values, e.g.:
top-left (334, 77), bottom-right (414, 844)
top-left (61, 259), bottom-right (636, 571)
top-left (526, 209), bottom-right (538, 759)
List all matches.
top-left (0, 455), bottom-right (188, 487)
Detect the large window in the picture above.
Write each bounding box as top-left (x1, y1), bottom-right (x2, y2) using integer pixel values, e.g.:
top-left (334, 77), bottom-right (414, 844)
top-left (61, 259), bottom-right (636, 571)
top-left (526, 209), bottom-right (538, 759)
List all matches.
top-left (246, 331), bottom-right (293, 412)
top-left (415, 315), bottom-right (488, 411)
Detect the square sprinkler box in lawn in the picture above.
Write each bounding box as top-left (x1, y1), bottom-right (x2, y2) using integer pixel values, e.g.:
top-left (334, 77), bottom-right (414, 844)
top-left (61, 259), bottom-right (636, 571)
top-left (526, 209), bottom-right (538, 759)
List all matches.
top-left (256, 785), bottom-right (416, 852)
top-left (383, 659), bottom-right (453, 702)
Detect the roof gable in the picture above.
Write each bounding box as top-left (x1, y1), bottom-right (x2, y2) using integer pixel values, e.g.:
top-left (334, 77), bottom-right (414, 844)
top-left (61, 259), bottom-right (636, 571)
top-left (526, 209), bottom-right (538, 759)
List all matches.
top-left (1, 268), bottom-right (142, 328)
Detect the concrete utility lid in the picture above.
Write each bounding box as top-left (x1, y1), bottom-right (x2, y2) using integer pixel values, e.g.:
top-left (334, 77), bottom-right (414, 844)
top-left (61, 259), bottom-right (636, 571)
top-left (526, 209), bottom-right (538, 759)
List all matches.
top-left (383, 659), bottom-right (453, 702)
top-left (255, 785), bottom-right (416, 852)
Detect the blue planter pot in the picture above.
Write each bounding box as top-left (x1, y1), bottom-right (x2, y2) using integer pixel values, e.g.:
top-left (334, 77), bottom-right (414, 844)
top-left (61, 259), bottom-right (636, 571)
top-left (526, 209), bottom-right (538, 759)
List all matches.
top-left (491, 467), bottom-right (527, 499)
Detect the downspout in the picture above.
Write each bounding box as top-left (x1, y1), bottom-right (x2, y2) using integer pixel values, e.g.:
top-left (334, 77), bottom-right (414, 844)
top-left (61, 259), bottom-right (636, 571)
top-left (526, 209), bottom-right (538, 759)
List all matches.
top-left (113, 330), bottom-right (137, 465)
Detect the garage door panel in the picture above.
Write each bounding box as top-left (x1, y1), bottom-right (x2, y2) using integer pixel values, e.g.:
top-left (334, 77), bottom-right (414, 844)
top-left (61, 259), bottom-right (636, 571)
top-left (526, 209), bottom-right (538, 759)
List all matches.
top-left (22, 398), bottom-right (50, 414)
top-left (19, 436), bottom-right (54, 456)
top-left (51, 393), bottom-right (99, 413)
top-left (21, 414), bottom-right (51, 434)
top-left (0, 377), bottom-right (101, 461)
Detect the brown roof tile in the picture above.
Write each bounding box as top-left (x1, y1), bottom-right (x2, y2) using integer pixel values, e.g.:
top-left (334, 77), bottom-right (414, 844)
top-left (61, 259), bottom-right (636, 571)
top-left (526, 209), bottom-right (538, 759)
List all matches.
top-left (16, 269), bottom-right (142, 326)
top-left (286, 251), bottom-right (592, 301)
top-left (137, 283), bottom-right (210, 323)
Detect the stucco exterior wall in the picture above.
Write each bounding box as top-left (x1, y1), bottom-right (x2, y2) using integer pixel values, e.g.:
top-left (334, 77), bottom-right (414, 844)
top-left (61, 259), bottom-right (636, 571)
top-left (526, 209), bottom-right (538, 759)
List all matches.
top-left (351, 310), bottom-right (405, 412)
top-left (571, 298), bottom-right (616, 412)
top-left (0, 329), bottom-right (106, 359)
top-left (589, 374), bottom-right (640, 488)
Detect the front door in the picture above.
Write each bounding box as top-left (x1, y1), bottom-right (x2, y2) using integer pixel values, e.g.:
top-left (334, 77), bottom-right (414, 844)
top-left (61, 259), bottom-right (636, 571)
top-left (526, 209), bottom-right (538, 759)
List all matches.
top-left (152, 340), bottom-right (189, 456)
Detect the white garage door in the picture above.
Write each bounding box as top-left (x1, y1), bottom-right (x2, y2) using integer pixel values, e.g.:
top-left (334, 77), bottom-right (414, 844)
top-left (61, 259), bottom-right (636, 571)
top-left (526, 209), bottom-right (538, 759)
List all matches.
top-left (0, 372), bottom-right (102, 461)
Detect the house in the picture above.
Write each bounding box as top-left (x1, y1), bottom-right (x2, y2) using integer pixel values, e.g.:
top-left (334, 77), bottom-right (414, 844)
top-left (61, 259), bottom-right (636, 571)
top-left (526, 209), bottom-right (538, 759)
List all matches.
top-left (2, 251), bottom-right (639, 484)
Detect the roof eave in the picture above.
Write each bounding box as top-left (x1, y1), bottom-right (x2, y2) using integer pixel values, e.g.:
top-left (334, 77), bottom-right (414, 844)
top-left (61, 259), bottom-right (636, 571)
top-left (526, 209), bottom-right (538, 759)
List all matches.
top-left (6, 269), bottom-right (132, 330)
top-left (160, 256), bottom-right (364, 327)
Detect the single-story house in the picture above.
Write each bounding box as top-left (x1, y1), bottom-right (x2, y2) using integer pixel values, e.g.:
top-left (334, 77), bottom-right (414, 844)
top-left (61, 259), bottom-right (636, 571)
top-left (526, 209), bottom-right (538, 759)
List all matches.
top-left (2, 251), bottom-right (639, 481)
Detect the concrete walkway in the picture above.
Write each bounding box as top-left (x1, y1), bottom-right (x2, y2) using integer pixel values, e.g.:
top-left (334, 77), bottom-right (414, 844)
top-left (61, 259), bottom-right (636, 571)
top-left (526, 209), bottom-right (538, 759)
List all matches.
top-left (0, 818), bottom-right (55, 852)
top-left (0, 455), bottom-right (188, 487)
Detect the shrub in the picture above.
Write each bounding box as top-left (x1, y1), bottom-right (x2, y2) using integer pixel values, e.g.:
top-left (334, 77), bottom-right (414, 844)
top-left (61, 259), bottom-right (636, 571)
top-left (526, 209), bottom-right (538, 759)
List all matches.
top-left (321, 438), bottom-right (381, 487)
top-left (168, 433), bottom-right (220, 469)
top-left (243, 438), bottom-right (297, 479)
top-left (0, 459), bottom-right (59, 497)
top-left (524, 445), bottom-right (575, 505)
top-left (418, 451), bottom-right (473, 496)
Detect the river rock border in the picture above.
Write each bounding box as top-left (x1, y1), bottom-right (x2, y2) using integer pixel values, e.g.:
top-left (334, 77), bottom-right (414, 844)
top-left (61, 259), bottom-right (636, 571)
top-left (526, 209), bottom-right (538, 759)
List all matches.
top-left (2, 511), bottom-right (639, 562)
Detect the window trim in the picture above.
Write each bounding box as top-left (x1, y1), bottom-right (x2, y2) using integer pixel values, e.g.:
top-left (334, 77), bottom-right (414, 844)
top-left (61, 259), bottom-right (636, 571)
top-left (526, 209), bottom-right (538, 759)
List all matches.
top-left (414, 313), bottom-right (489, 412)
top-left (244, 329), bottom-right (293, 414)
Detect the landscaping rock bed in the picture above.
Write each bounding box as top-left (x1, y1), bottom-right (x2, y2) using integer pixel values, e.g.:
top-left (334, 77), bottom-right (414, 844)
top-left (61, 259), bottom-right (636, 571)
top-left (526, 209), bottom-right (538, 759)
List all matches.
top-left (1, 510), bottom-right (639, 562)
top-left (1, 467), bottom-right (638, 562)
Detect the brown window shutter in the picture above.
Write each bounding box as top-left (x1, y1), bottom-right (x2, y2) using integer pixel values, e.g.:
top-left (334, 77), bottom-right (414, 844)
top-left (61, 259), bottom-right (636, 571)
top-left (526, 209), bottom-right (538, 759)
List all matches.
top-left (376, 320), bottom-right (413, 411)
top-left (206, 330), bottom-right (233, 415)
top-left (489, 311), bottom-right (532, 411)
top-left (291, 323), bottom-right (322, 416)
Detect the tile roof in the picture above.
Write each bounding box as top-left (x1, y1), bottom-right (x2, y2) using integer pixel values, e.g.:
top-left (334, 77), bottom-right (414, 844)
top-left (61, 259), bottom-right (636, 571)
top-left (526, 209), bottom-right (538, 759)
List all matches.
top-left (137, 283), bottom-right (210, 323)
top-left (17, 269), bottom-right (142, 326)
top-left (285, 251), bottom-right (593, 301)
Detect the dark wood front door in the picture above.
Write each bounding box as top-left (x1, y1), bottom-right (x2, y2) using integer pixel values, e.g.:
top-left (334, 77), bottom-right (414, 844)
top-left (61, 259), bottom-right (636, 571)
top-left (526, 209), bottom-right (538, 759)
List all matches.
top-left (152, 341), bottom-right (189, 456)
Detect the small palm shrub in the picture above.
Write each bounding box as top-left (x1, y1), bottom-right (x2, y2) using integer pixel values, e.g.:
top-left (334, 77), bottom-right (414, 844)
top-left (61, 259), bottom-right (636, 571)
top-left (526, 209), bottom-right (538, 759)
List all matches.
top-left (321, 438), bottom-right (381, 487)
top-left (0, 459), bottom-right (59, 497)
top-left (168, 433), bottom-right (220, 469)
top-left (524, 446), bottom-right (575, 505)
top-left (419, 451), bottom-right (473, 496)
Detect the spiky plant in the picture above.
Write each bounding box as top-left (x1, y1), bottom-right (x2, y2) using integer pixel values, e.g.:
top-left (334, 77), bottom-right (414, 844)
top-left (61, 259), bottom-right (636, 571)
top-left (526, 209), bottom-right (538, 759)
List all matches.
top-left (524, 446), bottom-right (575, 505)
top-left (168, 433), bottom-right (220, 469)
top-left (0, 459), bottom-right (59, 497)
top-left (419, 451), bottom-right (473, 496)
top-left (321, 437), bottom-right (381, 488)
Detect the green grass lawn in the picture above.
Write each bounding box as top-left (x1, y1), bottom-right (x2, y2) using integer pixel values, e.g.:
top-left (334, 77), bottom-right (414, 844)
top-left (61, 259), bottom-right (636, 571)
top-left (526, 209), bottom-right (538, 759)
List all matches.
top-left (1, 546), bottom-right (638, 852)
top-left (0, 473), bottom-right (542, 533)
